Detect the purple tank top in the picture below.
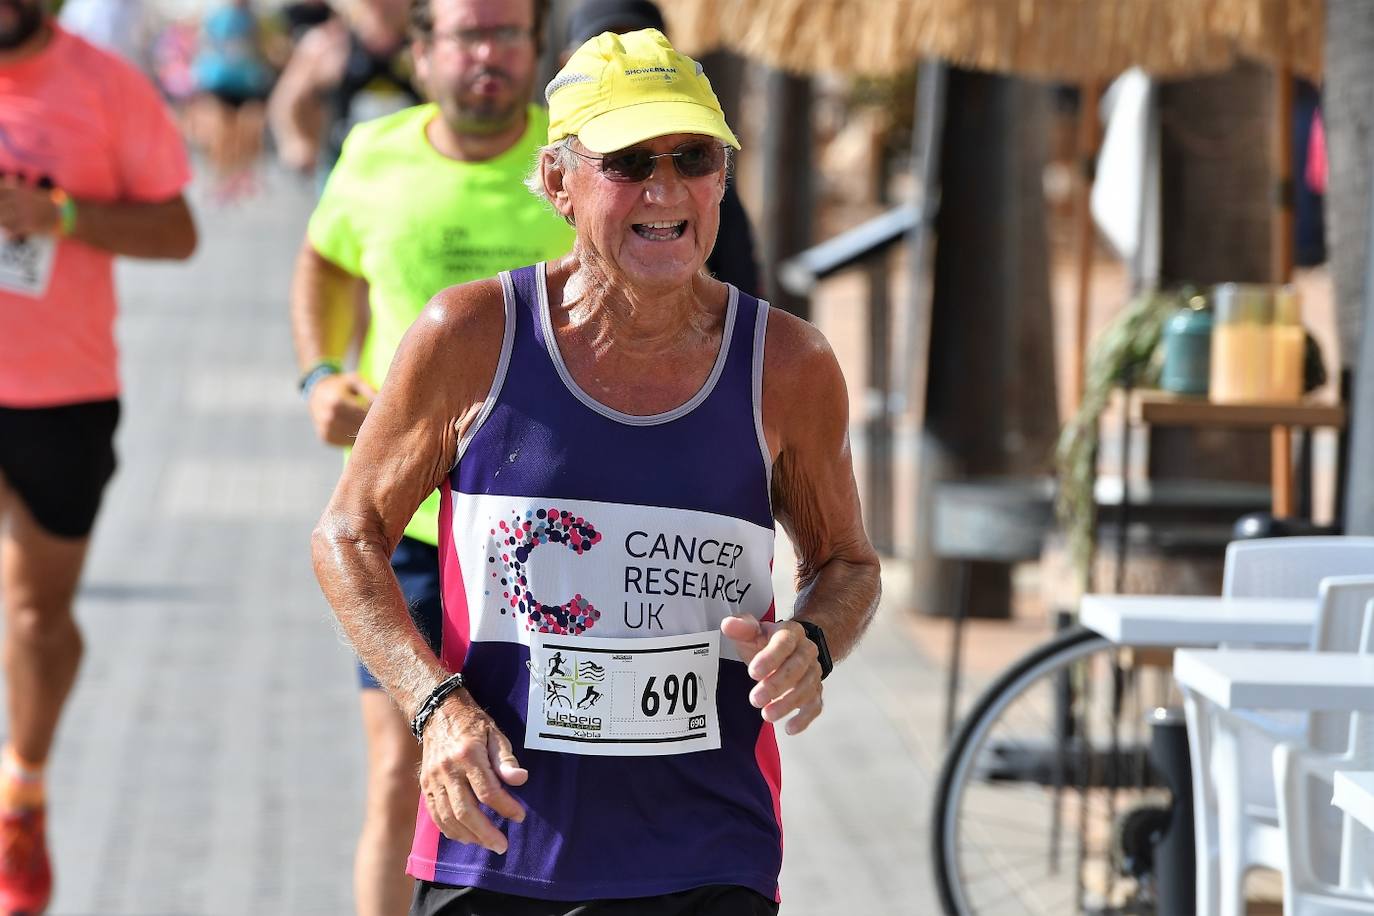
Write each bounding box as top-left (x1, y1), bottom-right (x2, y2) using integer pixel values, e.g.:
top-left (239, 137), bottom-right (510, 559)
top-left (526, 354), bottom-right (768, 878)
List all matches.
top-left (407, 263), bottom-right (784, 902)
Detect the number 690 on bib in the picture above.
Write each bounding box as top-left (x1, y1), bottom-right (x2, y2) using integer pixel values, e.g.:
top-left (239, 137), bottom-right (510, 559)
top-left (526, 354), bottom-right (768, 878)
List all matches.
top-left (525, 630), bottom-right (722, 757)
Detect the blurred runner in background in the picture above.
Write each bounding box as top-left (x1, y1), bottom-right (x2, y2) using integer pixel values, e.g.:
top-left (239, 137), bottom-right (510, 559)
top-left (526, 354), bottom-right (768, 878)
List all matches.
top-left (278, 0), bottom-right (331, 46)
top-left (151, 15), bottom-right (199, 101)
top-left (0, 2), bottom-right (197, 909)
top-left (268, 0), bottom-right (418, 180)
top-left (191, 0), bottom-right (275, 200)
top-left (289, 0), bottom-right (571, 911)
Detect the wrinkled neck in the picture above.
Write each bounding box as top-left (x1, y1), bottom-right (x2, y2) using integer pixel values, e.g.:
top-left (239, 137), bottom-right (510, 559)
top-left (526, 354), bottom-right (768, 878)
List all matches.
top-left (557, 257), bottom-right (716, 357)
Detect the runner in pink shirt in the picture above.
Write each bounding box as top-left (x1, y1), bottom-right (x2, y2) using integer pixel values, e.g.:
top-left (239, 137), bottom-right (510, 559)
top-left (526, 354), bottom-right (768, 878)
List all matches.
top-left (0, 2), bottom-right (197, 908)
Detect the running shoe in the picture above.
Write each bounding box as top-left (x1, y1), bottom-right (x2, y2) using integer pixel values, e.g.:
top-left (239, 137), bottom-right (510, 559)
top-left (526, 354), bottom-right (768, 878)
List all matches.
top-left (0, 806), bottom-right (51, 915)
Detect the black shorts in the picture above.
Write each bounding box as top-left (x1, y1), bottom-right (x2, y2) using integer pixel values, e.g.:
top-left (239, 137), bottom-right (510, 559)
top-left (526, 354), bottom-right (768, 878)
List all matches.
top-left (0, 400), bottom-right (120, 539)
top-left (411, 883), bottom-right (779, 916)
top-left (209, 89), bottom-right (268, 109)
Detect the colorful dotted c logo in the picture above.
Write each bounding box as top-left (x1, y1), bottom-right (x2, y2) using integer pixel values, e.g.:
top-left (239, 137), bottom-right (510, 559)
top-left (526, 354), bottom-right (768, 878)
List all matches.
top-left (488, 507), bottom-right (603, 635)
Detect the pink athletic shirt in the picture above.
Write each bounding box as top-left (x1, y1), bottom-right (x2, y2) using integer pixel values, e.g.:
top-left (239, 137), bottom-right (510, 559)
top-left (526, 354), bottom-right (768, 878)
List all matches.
top-left (0, 24), bottom-right (191, 408)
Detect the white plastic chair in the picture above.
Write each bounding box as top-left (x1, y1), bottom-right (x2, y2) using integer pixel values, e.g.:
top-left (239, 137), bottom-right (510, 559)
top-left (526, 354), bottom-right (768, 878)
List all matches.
top-left (1186, 537), bottom-right (1374, 916)
top-left (1221, 537), bottom-right (1374, 600)
top-left (1271, 601), bottom-right (1374, 915)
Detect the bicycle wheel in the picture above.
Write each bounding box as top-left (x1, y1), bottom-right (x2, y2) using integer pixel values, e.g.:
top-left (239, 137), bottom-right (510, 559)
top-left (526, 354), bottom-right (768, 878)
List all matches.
top-left (932, 626), bottom-right (1176, 915)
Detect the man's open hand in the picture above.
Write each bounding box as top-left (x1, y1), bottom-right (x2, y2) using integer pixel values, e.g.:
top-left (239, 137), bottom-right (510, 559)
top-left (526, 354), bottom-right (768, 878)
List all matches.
top-left (721, 614), bottom-right (824, 735)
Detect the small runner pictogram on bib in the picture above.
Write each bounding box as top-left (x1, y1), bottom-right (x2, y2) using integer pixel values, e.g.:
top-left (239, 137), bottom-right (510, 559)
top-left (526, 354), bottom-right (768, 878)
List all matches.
top-left (0, 233), bottom-right (57, 298)
top-left (525, 629), bottom-right (721, 757)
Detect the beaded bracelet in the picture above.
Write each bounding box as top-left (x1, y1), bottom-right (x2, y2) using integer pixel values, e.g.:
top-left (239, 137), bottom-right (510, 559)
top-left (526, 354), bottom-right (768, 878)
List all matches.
top-left (410, 672), bottom-right (466, 742)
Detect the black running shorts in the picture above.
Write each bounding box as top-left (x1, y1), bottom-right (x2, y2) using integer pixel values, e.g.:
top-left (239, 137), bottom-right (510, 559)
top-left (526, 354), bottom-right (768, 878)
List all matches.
top-left (0, 400), bottom-right (120, 539)
top-left (410, 883), bottom-right (780, 916)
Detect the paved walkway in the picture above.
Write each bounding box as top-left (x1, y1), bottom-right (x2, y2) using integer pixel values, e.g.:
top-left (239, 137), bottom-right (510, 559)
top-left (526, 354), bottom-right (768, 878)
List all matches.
top-left (13, 169), bottom-right (944, 914)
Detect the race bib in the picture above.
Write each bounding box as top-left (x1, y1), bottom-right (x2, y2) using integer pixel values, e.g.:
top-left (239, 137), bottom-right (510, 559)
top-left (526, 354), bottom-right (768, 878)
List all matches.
top-left (525, 629), bottom-right (721, 757)
top-left (0, 232), bottom-right (56, 298)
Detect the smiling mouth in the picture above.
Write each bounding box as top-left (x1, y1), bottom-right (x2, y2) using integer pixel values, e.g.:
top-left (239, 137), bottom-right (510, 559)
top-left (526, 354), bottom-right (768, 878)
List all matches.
top-left (633, 221), bottom-right (687, 241)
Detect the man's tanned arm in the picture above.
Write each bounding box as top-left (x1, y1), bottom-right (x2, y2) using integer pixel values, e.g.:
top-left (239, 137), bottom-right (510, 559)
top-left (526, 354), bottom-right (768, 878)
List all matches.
top-left (721, 310), bottom-right (882, 735)
top-left (0, 187), bottom-right (196, 260)
top-left (768, 314), bottom-right (882, 660)
top-left (268, 22), bottom-right (344, 172)
top-left (312, 278), bottom-right (529, 855)
top-left (289, 239), bottom-right (376, 445)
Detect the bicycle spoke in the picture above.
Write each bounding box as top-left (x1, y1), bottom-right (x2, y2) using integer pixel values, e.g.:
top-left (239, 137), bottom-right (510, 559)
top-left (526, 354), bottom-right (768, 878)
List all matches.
top-left (963, 869), bottom-right (1049, 914)
top-left (935, 631), bottom-right (1164, 916)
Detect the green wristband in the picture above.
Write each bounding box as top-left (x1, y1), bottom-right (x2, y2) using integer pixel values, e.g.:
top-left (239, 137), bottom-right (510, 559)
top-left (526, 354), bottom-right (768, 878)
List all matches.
top-left (298, 361), bottom-right (342, 399)
top-left (49, 189), bottom-right (77, 237)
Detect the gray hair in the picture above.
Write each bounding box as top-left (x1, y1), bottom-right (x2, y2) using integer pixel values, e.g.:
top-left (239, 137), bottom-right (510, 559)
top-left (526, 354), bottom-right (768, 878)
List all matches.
top-left (524, 140), bottom-right (582, 217)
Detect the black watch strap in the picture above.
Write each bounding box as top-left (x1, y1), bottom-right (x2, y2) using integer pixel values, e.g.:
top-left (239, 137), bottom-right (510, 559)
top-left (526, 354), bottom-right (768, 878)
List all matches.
top-left (797, 620), bottom-right (833, 680)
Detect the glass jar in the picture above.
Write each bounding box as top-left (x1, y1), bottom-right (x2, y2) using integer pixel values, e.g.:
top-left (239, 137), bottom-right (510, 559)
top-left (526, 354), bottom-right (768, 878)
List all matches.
top-left (1161, 296), bottom-right (1213, 396)
top-left (1208, 283), bottom-right (1304, 404)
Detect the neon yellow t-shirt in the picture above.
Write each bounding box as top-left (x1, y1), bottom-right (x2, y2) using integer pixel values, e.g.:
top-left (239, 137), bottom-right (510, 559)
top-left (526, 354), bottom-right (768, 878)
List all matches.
top-left (308, 103), bottom-right (575, 546)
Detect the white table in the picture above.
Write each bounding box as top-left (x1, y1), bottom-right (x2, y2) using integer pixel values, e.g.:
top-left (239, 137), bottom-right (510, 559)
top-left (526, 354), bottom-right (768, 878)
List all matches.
top-left (1333, 770), bottom-right (1374, 833)
top-left (1080, 595), bottom-right (1317, 647)
top-left (1173, 649), bottom-right (1374, 711)
top-left (1174, 649), bottom-right (1374, 915)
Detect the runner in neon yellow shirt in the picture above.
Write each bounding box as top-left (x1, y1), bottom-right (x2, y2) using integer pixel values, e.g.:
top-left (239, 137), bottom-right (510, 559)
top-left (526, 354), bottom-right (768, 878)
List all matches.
top-left (288, 1), bottom-right (572, 910)
top-left (306, 101), bottom-right (574, 546)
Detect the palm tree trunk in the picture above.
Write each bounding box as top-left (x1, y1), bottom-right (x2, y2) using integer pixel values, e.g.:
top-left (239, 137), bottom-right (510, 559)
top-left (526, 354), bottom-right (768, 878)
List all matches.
top-left (912, 68), bottom-right (1058, 618)
top-left (1323, 0), bottom-right (1374, 371)
top-left (1328, 0), bottom-right (1374, 532)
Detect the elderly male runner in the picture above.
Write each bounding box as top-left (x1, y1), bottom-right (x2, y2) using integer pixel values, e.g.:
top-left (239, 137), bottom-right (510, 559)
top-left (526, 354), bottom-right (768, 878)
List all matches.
top-left (561, 0), bottom-right (759, 298)
top-left (0, 0), bottom-right (197, 909)
top-left (291, 0), bottom-right (573, 912)
top-left (313, 28), bottom-right (880, 916)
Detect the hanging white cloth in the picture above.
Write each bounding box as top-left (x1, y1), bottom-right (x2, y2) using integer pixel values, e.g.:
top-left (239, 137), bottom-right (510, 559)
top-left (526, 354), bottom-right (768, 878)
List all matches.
top-left (1091, 68), bottom-right (1161, 292)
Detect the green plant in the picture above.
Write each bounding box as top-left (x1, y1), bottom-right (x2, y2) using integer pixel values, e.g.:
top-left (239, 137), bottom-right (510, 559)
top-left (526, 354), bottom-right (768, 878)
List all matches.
top-left (1055, 291), bottom-right (1184, 588)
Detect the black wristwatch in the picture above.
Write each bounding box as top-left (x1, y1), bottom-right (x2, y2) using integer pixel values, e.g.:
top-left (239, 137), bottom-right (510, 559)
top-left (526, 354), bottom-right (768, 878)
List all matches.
top-left (797, 620), bottom-right (833, 680)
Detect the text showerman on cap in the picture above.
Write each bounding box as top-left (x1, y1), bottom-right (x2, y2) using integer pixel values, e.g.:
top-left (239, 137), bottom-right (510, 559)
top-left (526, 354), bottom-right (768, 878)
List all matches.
top-left (545, 28), bottom-right (741, 154)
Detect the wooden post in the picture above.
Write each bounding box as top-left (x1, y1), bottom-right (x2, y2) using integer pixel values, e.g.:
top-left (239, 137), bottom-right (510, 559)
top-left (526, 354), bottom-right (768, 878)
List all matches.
top-left (1272, 52), bottom-right (1295, 517)
top-left (699, 50), bottom-right (745, 132)
top-left (911, 69), bottom-right (1058, 619)
top-left (759, 68), bottom-right (813, 320)
top-left (1342, 122), bottom-right (1374, 535)
top-left (1273, 61), bottom-right (1295, 285)
top-left (866, 253), bottom-right (894, 552)
top-left (1330, 0), bottom-right (1374, 534)
top-left (1070, 80), bottom-right (1101, 410)
top-left (899, 59), bottom-right (947, 436)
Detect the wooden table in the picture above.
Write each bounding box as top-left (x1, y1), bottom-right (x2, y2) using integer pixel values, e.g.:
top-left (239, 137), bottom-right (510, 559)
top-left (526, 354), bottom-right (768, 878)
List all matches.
top-left (1080, 594), bottom-right (1316, 647)
top-left (1132, 390), bottom-right (1346, 519)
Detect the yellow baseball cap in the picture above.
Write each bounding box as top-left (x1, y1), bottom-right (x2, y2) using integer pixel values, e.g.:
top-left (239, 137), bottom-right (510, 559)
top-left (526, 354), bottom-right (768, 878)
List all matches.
top-left (546, 28), bottom-right (741, 154)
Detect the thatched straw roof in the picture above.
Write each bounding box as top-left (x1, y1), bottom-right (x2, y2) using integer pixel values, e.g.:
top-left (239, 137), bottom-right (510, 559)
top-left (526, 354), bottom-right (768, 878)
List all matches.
top-left (659, 0), bottom-right (1322, 80)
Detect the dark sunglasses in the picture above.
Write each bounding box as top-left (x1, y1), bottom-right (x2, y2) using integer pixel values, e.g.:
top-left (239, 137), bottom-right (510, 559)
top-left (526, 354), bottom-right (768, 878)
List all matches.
top-left (567, 140), bottom-right (728, 183)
